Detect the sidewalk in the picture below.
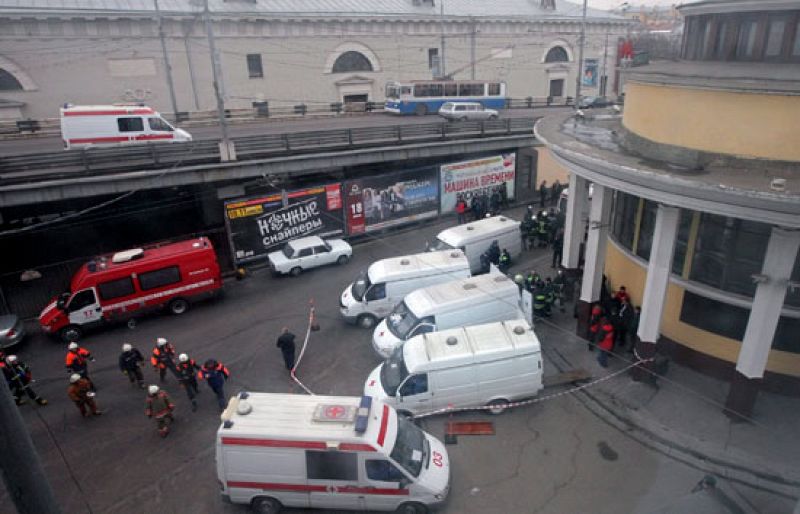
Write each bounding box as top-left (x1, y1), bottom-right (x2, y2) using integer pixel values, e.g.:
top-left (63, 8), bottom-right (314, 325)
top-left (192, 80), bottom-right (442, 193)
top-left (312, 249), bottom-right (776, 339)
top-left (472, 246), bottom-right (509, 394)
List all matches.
top-left (507, 244), bottom-right (800, 502)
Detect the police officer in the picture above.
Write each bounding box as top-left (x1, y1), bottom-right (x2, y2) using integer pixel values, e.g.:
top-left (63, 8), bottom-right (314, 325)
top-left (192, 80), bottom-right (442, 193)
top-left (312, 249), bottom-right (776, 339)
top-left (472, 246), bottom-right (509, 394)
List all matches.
top-left (198, 359), bottom-right (230, 410)
top-left (276, 327), bottom-right (296, 371)
top-left (4, 355), bottom-right (47, 406)
top-left (150, 337), bottom-right (177, 383)
top-left (176, 353), bottom-right (201, 412)
top-left (118, 343), bottom-right (145, 388)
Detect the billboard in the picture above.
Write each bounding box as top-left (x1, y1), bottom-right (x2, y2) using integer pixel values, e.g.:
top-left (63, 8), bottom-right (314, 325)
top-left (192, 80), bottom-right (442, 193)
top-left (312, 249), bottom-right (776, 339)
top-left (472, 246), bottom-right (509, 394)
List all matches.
top-left (224, 184), bottom-right (343, 264)
top-left (583, 58), bottom-right (599, 87)
top-left (439, 154), bottom-right (516, 213)
top-left (344, 168), bottom-right (439, 235)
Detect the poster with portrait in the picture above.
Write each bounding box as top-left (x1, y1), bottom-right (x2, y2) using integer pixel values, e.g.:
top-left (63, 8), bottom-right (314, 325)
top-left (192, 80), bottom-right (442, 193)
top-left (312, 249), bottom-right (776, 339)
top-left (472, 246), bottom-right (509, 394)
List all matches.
top-left (439, 154), bottom-right (516, 213)
top-left (224, 184), bottom-right (344, 264)
top-left (344, 167), bottom-right (439, 235)
top-left (582, 58), bottom-right (598, 87)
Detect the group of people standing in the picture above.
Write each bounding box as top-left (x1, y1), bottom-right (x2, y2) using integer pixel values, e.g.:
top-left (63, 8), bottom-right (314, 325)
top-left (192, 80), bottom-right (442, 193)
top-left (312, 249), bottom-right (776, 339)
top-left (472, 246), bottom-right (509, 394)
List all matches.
top-left (454, 184), bottom-right (509, 224)
top-left (588, 286), bottom-right (641, 368)
top-left (521, 205), bottom-right (565, 261)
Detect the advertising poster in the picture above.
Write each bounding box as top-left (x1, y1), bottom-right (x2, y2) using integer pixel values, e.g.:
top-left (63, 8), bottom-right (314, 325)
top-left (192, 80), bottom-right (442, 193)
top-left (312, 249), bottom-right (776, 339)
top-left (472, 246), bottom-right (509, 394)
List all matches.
top-left (224, 184), bottom-right (343, 264)
top-left (344, 168), bottom-right (439, 235)
top-left (439, 154), bottom-right (516, 213)
top-left (582, 58), bottom-right (598, 87)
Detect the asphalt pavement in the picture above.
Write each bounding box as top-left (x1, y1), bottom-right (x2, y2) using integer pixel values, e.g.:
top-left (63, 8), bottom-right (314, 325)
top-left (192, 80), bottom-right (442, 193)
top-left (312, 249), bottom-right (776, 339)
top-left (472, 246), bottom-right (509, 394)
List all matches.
top-left (1, 207), bottom-right (795, 514)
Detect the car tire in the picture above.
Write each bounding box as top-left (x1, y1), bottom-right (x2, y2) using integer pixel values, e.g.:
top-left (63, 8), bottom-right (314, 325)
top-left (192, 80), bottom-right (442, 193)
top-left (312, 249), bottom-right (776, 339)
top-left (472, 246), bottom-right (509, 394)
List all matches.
top-left (337, 255), bottom-right (349, 265)
top-left (487, 398), bottom-right (510, 415)
top-left (289, 267), bottom-right (302, 277)
top-left (168, 298), bottom-right (189, 315)
top-left (396, 502), bottom-right (428, 514)
top-left (414, 104), bottom-right (428, 116)
top-left (357, 314), bottom-right (378, 329)
top-left (60, 325), bottom-right (82, 343)
top-left (252, 496), bottom-right (282, 514)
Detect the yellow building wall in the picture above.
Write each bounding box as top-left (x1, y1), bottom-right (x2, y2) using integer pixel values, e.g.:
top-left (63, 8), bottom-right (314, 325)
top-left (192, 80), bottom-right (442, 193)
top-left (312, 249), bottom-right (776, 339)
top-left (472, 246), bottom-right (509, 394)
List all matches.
top-left (603, 241), bottom-right (800, 378)
top-left (623, 82), bottom-right (800, 162)
top-left (536, 146), bottom-right (570, 187)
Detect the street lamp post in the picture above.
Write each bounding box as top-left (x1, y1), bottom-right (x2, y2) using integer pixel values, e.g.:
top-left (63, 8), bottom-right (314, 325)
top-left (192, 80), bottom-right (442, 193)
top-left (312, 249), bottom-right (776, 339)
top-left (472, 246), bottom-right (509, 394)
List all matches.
top-left (575, 0), bottom-right (588, 106)
top-left (154, 0), bottom-right (179, 120)
top-left (203, 0), bottom-right (235, 161)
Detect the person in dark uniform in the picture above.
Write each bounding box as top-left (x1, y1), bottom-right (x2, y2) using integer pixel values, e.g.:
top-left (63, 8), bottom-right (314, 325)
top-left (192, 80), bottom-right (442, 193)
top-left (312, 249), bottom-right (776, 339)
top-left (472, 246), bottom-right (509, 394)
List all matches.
top-left (276, 327), bottom-right (297, 371)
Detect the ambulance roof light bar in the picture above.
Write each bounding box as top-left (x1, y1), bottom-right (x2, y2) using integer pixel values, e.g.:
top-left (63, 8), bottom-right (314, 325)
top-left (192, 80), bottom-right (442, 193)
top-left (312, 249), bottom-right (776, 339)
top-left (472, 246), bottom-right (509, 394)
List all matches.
top-left (354, 396), bottom-right (372, 434)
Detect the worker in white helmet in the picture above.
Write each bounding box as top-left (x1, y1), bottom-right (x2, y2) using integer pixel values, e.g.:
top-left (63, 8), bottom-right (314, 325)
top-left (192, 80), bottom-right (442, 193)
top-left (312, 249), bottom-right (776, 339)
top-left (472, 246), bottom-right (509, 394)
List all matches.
top-left (118, 343), bottom-right (145, 388)
top-left (67, 373), bottom-right (101, 417)
top-left (3, 355), bottom-right (48, 406)
top-left (145, 384), bottom-right (175, 437)
top-left (64, 342), bottom-right (96, 391)
top-left (176, 353), bottom-right (201, 412)
top-left (150, 337), bottom-right (177, 383)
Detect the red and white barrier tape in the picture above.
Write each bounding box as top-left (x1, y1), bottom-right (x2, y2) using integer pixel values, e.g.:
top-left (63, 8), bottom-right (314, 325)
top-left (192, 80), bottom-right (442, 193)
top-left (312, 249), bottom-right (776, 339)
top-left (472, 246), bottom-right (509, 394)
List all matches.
top-left (289, 301), bottom-right (316, 396)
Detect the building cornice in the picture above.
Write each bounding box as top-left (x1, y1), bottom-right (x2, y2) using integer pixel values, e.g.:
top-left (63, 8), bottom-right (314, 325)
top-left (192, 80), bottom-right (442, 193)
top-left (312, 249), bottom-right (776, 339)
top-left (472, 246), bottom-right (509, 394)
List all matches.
top-left (679, 0), bottom-right (800, 17)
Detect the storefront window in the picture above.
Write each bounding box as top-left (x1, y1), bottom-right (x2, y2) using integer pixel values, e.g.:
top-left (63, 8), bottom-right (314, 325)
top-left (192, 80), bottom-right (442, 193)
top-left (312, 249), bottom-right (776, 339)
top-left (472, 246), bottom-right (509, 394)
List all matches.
top-left (611, 191), bottom-right (638, 251)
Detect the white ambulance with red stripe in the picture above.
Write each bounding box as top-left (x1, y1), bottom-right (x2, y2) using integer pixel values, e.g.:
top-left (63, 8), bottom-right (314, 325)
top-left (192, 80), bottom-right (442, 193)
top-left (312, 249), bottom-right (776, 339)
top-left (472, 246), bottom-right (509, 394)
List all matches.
top-left (216, 392), bottom-right (450, 513)
top-left (39, 237), bottom-right (222, 342)
top-left (60, 104), bottom-right (192, 149)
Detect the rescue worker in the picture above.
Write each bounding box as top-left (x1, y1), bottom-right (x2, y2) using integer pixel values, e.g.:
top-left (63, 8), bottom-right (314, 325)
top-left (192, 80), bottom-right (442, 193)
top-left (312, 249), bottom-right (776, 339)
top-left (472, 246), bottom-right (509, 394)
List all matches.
top-left (543, 278), bottom-right (556, 316)
top-left (588, 304), bottom-right (603, 351)
top-left (150, 337), bottom-right (177, 383)
top-left (498, 249), bottom-right (511, 273)
top-left (513, 273), bottom-right (526, 293)
top-left (67, 373), bottom-right (101, 417)
top-left (552, 268), bottom-right (568, 313)
top-left (487, 241), bottom-right (500, 266)
top-left (551, 227), bottom-right (564, 268)
top-left (596, 317), bottom-right (615, 368)
top-left (532, 281), bottom-right (549, 319)
top-left (176, 353), bottom-right (201, 412)
top-left (276, 327), bottom-right (296, 371)
top-left (520, 217), bottom-right (532, 251)
top-left (65, 342), bottom-right (95, 391)
top-left (198, 359), bottom-right (229, 410)
top-left (145, 385), bottom-right (175, 438)
top-left (525, 270), bottom-right (540, 293)
top-left (118, 343), bottom-right (145, 388)
top-left (4, 355), bottom-right (47, 406)
top-left (536, 211), bottom-right (550, 248)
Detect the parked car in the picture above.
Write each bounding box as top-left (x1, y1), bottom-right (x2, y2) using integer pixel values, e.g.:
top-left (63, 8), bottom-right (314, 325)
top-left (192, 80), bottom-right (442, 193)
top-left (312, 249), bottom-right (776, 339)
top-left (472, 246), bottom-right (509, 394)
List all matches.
top-left (577, 96), bottom-right (614, 109)
top-left (268, 236), bottom-right (352, 276)
top-left (0, 314), bottom-right (26, 349)
top-left (438, 101), bottom-right (499, 121)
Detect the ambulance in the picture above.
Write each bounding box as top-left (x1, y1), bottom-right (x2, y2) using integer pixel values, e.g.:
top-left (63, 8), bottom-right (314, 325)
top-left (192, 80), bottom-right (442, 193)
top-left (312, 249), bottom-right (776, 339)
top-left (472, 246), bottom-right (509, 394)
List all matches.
top-left (39, 237), bottom-right (222, 342)
top-left (216, 392), bottom-right (450, 513)
top-left (60, 104), bottom-right (192, 149)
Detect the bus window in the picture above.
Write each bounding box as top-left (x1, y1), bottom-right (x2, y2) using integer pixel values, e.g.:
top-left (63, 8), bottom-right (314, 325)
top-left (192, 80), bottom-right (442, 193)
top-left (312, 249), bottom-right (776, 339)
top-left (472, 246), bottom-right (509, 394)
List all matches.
top-left (401, 86), bottom-right (411, 95)
top-left (488, 83), bottom-right (502, 96)
top-left (459, 83), bottom-right (484, 96)
top-left (444, 83), bottom-right (458, 96)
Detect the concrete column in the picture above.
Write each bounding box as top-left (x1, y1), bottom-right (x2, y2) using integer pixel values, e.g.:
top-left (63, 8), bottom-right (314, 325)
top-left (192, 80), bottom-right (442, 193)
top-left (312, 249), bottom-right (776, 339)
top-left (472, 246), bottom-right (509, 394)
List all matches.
top-left (633, 204), bottom-right (679, 382)
top-left (562, 173), bottom-right (589, 270)
top-left (576, 184), bottom-right (612, 337)
top-left (725, 227), bottom-right (800, 419)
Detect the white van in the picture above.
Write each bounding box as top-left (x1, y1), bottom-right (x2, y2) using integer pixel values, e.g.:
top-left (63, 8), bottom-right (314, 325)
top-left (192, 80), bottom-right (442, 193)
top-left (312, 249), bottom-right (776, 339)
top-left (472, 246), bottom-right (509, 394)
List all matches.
top-left (216, 392), bottom-right (450, 513)
top-left (428, 216), bottom-right (521, 274)
top-left (60, 104), bottom-right (192, 149)
top-left (340, 250), bottom-right (471, 329)
top-left (371, 272), bottom-right (524, 358)
top-left (366, 319), bottom-right (543, 416)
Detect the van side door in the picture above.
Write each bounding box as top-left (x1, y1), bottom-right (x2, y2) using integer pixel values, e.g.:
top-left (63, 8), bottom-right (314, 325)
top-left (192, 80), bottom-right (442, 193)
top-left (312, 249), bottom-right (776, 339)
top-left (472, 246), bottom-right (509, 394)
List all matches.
top-left (66, 288), bottom-right (103, 327)
top-left (306, 450), bottom-right (364, 510)
top-left (364, 283), bottom-right (390, 317)
top-left (360, 456), bottom-right (411, 511)
top-left (117, 117), bottom-right (145, 143)
top-left (396, 373), bottom-right (432, 412)
top-left (430, 366), bottom-right (477, 411)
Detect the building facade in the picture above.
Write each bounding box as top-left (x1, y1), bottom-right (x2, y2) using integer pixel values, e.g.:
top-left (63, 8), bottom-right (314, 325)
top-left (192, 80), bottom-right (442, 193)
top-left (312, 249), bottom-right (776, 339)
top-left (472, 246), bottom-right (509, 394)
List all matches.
top-left (0, 0), bottom-right (628, 120)
top-left (537, 0), bottom-right (800, 417)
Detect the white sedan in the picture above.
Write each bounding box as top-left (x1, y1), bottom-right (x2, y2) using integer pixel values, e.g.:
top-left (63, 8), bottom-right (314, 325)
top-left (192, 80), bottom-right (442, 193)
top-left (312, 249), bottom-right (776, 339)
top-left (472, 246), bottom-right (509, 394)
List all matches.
top-left (268, 236), bottom-right (352, 276)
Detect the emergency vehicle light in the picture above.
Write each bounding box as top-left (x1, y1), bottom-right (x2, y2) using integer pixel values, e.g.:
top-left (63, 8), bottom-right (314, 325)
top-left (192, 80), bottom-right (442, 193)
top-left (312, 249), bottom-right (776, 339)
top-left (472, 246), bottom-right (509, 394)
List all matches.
top-left (354, 396), bottom-right (372, 434)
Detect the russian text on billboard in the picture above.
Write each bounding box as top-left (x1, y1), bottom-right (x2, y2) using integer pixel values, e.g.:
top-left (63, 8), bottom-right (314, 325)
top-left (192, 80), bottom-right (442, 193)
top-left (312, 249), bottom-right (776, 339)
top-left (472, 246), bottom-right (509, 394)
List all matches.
top-left (440, 154), bottom-right (516, 213)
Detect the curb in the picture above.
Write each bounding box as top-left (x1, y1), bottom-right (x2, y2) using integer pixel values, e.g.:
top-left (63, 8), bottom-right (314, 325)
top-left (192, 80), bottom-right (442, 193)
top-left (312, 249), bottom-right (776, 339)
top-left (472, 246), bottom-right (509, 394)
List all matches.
top-left (545, 345), bottom-right (800, 500)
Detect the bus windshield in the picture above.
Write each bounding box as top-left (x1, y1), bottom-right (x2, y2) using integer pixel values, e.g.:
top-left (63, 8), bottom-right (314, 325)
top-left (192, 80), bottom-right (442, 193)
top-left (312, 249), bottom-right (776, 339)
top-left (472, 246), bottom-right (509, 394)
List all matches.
top-left (351, 270), bottom-right (371, 302)
top-left (387, 301), bottom-right (420, 340)
top-left (390, 416), bottom-right (428, 478)
top-left (380, 346), bottom-right (409, 397)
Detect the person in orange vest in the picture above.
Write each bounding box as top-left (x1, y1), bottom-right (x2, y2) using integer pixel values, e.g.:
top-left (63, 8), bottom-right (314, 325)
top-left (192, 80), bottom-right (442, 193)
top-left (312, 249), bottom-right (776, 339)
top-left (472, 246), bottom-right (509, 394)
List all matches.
top-left (150, 337), bottom-right (177, 383)
top-left (65, 342), bottom-right (95, 391)
top-left (67, 373), bottom-right (101, 417)
top-left (176, 353), bottom-right (201, 412)
top-left (596, 317), bottom-right (615, 368)
top-left (198, 359), bottom-right (229, 410)
top-left (145, 385), bottom-right (175, 438)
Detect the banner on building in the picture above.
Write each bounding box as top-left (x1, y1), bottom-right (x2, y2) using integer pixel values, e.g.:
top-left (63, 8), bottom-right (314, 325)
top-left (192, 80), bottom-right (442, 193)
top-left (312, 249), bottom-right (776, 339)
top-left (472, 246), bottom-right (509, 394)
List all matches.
top-left (439, 154), bottom-right (516, 213)
top-left (344, 168), bottom-right (439, 235)
top-left (224, 184), bottom-right (343, 264)
top-left (582, 58), bottom-right (599, 87)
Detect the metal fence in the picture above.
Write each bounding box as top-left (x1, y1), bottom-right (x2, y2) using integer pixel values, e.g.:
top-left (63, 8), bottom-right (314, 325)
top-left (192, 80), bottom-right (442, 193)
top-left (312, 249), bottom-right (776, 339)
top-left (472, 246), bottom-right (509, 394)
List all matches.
top-left (0, 117), bottom-right (537, 185)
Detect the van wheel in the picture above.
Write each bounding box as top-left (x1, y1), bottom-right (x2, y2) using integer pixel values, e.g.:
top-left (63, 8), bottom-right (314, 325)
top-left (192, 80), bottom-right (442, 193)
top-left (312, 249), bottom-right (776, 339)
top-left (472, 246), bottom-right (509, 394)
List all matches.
top-left (60, 325), bottom-right (82, 343)
top-left (414, 104), bottom-right (428, 116)
top-left (337, 255), bottom-right (349, 265)
top-left (396, 501), bottom-right (428, 514)
top-left (252, 496), bottom-right (282, 514)
top-left (168, 298), bottom-right (189, 315)
top-left (289, 267), bottom-right (302, 277)
top-left (487, 399), bottom-right (510, 415)
top-left (357, 314), bottom-right (378, 329)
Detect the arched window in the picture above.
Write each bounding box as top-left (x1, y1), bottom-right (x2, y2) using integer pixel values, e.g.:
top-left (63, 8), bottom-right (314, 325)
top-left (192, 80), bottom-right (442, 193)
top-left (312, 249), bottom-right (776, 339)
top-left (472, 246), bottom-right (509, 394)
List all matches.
top-left (0, 69), bottom-right (23, 90)
top-left (545, 46), bottom-right (569, 63)
top-left (332, 51), bottom-right (374, 73)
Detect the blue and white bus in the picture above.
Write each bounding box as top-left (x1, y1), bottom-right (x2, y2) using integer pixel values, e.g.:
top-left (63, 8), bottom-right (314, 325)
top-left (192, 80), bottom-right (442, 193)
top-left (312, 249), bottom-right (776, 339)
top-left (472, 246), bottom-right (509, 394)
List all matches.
top-left (384, 80), bottom-right (507, 115)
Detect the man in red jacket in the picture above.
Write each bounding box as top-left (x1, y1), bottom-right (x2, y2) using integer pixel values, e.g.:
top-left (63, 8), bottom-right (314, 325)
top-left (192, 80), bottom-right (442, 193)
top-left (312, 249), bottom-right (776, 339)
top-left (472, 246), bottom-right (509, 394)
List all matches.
top-left (596, 317), bottom-right (615, 368)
